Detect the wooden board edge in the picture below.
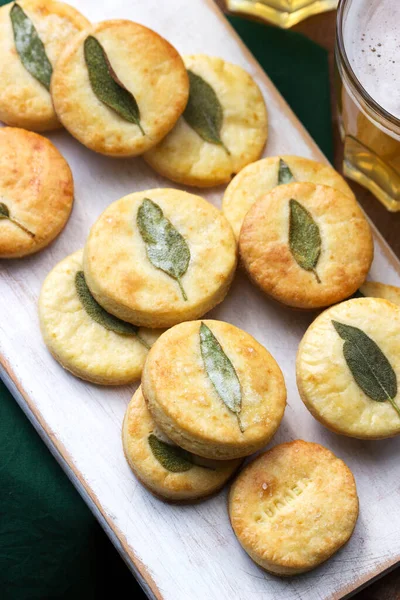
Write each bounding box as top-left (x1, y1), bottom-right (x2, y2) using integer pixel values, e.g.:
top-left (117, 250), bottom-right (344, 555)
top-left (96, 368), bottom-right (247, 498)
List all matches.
top-left (338, 558), bottom-right (400, 599)
top-left (0, 355), bottom-right (162, 600)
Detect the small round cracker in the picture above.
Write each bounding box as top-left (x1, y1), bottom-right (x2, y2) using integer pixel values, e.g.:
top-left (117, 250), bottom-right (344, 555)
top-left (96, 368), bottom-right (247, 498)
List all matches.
top-left (122, 386), bottom-right (242, 502)
top-left (360, 281), bottom-right (400, 306)
top-left (0, 0), bottom-right (90, 131)
top-left (83, 189), bottom-right (237, 329)
top-left (239, 182), bottom-right (373, 309)
top-left (229, 440), bottom-right (359, 576)
top-left (51, 19), bottom-right (189, 157)
top-left (0, 127), bottom-right (74, 258)
top-left (39, 249), bottom-right (159, 385)
top-left (141, 320), bottom-right (286, 460)
top-left (144, 54), bottom-right (268, 187)
top-left (296, 298), bottom-right (400, 439)
top-left (222, 155), bottom-right (355, 240)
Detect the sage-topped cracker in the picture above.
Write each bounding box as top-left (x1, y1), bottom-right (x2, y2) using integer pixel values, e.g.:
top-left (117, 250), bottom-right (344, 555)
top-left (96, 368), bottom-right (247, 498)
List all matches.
top-left (148, 434), bottom-right (193, 472)
top-left (75, 271), bottom-right (149, 348)
top-left (332, 320), bottom-right (400, 418)
top-left (10, 3), bottom-right (52, 90)
top-left (359, 281), bottom-right (400, 305)
top-left (289, 199), bottom-right (321, 283)
top-left (0, 202), bottom-right (35, 237)
top-left (39, 249), bottom-right (150, 385)
top-left (84, 35), bottom-right (145, 134)
top-left (137, 198), bottom-right (190, 301)
top-left (278, 158), bottom-right (295, 185)
top-left (199, 322), bottom-right (243, 432)
top-left (183, 70), bottom-right (230, 155)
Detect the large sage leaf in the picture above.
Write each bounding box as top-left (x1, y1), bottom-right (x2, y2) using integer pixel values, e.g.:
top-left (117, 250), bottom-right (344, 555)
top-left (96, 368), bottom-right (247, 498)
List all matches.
top-left (137, 198), bottom-right (190, 301)
top-left (183, 70), bottom-right (230, 155)
top-left (199, 322), bottom-right (243, 432)
top-left (289, 199), bottom-right (321, 283)
top-left (10, 3), bottom-right (52, 90)
top-left (278, 158), bottom-right (295, 185)
top-left (75, 271), bottom-right (149, 348)
top-left (0, 201), bottom-right (35, 237)
top-left (332, 320), bottom-right (400, 417)
top-left (84, 36), bottom-right (144, 134)
top-left (148, 434), bottom-right (193, 472)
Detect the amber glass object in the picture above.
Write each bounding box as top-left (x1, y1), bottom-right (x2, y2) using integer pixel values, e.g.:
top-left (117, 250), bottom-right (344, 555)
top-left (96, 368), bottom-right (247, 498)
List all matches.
top-left (335, 0), bottom-right (400, 211)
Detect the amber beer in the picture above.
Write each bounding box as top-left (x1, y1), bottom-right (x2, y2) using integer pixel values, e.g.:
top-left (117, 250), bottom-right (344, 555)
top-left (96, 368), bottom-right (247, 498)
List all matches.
top-left (335, 0), bottom-right (400, 211)
top-left (225, 0), bottom-right (337, 28)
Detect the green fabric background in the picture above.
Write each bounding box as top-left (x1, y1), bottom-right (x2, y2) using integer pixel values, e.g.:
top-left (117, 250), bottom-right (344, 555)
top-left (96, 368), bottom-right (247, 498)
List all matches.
top-left (0, 4), bottom-right (332, 598)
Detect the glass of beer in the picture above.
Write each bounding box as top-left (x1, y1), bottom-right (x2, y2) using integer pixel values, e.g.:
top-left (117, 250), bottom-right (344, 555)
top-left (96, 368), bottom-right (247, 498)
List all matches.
top-left (335, 0), bottom-right (400, 211)
top-left (225, 0), bottom-right (338, 28)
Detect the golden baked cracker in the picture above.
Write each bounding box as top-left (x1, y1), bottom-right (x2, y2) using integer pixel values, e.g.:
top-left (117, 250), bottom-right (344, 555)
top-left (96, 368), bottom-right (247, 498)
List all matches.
top-left (229, 440), bottom-right (359, 575)
top-left (39, 250), bottom-right (159, 385)
top-left (297, 297), bottom-right (400, 439)
top-left (83, 189), bottom-right (237, 328)
top-left (239, 182), bottom-right (373, 309)
top-left (144, 54), bottom-right (268, 186)
top-left (51, 20), bottom-right (189, 156)
top-left (0, 0), bottom-right (90, 131)
top-left (360, 280), bottom-right (400, 305)
top-left (122, 386), bottom-right (242, 502)
top-left (0, 127), bottom-right (73, 258)
top-left (222, 155), bottom-right (355, 240)
top-left (142, 320), bottom-right (286, 460)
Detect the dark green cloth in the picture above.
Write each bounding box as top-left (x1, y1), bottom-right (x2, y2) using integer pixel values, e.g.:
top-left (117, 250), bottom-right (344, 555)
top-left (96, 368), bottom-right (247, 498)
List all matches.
top-left (228, 16), bottom-right (334, 162)
top-left (0, 5), bottom-right (332, 598)
top-left (0, 383), bottom-right (137, 600)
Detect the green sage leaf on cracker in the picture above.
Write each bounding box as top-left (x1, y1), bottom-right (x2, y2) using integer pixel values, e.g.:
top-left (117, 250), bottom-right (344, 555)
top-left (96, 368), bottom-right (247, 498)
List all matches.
top-left (278, 158), bottom-right (295, 185)
top-left (183, 70), bottom-right (230, 155)
top-left (10, 3), bottom-right (52, 90)
top-left (332, 320), bottom-right (400, 418)
top-left (75, 271), bottom-right (149, 348)
top-left (84, 35), bottom-right (145, 135)
top-left (137, 198), bottom-right (190, 301)
top-left (199, 322), bottom-right (244, 432)
top-left (0, 201), bottom-right (35, 237)
top-left (148, 434), bottom-right (193, 472)
top-left (289, 198), bottom-right (321, 283)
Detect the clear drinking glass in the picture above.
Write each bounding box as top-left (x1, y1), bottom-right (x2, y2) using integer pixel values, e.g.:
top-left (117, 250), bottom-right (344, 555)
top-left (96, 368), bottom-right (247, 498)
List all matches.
top-left (335, 0), bottom-right (400, 211)
top-left (225, 0), bottom-right (338, 28)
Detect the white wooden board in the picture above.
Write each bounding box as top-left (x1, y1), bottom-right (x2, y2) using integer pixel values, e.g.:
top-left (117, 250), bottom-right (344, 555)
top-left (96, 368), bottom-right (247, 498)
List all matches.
top-left (1, 1), bottom-right (400, 598)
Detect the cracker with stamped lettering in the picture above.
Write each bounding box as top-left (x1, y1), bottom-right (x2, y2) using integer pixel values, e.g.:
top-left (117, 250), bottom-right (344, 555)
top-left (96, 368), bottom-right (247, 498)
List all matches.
top-left (222, 155), bottom-right (354, 240)
top-left (144, 54), bottom-right (268, 187)
top-left (297, 297), bottom-right (400, 439)
top-left (83, 189), bottom-right (237, 328)
top-left (39, 250), bottom-right (159, 385)
top-left (0, 0), bottom-right (90, 131)
top-left (51, 19), bottom-right (188, 157)
top-left (0, 127), bottom-right (73, 258)
top-left (122, 386), bottom-right (242, 502)
top-left (229, 440), bottom-right (358, 575)
top-left (142, 320), bottom-right (286, 460)
top-left (239, 182), bottom-right (373, 309)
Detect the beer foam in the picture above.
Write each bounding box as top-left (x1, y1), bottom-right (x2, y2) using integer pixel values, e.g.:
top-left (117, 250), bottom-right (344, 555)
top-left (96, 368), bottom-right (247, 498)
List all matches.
top-left (344, 0), bottom-right (400, 120)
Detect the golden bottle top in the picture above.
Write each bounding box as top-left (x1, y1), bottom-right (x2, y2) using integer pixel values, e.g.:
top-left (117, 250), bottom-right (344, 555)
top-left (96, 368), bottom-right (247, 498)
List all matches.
top-left (225, 0), bottom-right (338, 28)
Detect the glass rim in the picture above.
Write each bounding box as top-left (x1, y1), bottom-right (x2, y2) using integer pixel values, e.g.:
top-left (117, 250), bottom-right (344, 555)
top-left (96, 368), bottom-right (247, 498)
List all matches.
top-left (336, 0), bottom-right (400, 130)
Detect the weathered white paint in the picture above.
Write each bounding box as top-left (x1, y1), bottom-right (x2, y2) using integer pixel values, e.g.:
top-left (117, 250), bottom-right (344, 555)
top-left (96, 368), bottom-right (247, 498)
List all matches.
top-left (1, 1), bottom-right (400, 599)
